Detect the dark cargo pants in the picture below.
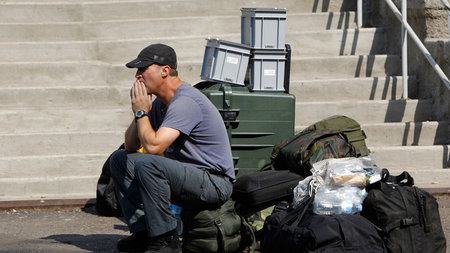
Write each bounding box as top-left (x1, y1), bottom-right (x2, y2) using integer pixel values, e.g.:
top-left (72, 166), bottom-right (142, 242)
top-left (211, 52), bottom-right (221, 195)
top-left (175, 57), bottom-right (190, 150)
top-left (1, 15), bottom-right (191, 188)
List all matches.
top-left (109, 150), bottom-right (233, 237)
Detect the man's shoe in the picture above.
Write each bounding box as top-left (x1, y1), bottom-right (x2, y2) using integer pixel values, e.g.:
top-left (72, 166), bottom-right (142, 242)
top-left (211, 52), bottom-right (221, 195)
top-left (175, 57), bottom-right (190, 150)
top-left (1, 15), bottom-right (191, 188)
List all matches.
top-left (117, 230), bottom-right (150, 252)
top-left (144, 230), bottom-right (181, 253)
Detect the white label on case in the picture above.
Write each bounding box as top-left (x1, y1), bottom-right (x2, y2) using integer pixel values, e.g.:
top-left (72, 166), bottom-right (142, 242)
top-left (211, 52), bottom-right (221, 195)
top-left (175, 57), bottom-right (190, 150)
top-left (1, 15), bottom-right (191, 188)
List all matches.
top-left (226, 56), bottom-right (239, 65)
top-left (264, 69), bottom-right (276, 76)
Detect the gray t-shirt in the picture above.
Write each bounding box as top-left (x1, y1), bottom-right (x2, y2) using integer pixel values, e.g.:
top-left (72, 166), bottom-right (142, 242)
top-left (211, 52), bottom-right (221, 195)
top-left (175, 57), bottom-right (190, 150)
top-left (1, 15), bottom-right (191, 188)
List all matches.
top-left (148, 82), bottom-right (235, 179)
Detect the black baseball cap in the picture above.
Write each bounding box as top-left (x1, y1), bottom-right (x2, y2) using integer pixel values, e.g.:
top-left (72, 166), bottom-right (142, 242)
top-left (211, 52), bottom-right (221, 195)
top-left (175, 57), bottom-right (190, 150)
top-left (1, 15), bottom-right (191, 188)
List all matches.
top-left (126, 44), bottom-right (177, 69)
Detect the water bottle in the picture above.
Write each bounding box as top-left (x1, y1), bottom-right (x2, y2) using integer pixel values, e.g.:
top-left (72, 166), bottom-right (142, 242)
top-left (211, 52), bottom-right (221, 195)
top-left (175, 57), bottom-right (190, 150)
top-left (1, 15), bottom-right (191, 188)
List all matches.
top-left (313, 200), bottom-right (339, 215)
top-left (340, 200), bottom-right (353, 214)
top-left (170, 204), bottom-right (183, 236)
top-left (340, 201), bottom-right (364, 214)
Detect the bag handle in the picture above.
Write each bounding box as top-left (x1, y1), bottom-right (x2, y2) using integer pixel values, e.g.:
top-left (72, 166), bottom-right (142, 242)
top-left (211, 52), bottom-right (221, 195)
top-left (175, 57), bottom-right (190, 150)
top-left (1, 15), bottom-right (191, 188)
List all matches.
top-left (381, 169), bottom-right (414, 186)
top-left (289, 195), bottom-right (314, 229)
top-left (271, 181), bottom-right (316, 242)
top-left (278, 181), bottom-right (316, 229)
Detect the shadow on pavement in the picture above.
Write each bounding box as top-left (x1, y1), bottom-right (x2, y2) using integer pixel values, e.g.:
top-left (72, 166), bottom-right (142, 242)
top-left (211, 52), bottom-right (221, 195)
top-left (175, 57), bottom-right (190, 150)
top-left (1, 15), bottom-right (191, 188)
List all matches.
top-left (42, 233), bottom-right (125, 252)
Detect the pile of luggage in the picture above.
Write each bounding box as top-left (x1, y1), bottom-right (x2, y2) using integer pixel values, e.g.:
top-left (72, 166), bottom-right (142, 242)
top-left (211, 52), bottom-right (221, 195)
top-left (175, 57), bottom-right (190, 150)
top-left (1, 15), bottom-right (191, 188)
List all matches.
top-left (181, 115), bottom-right (447, 253)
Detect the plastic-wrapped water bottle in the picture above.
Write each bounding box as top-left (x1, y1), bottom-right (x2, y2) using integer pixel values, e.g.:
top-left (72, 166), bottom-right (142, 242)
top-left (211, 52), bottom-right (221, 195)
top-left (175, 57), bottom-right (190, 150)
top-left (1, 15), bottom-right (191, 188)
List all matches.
top-left (170, 204), bottom-right (183, 236)
top-left (340, 200), bottom-right (353, 214)
top-left (313, 185), bottom-right (367, 215)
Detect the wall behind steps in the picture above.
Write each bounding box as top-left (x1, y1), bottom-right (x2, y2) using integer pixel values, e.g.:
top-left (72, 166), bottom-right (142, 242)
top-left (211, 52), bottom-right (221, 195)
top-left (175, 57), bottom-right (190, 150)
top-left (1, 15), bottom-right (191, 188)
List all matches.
top-left (366, 0), bottom-right (449, 122)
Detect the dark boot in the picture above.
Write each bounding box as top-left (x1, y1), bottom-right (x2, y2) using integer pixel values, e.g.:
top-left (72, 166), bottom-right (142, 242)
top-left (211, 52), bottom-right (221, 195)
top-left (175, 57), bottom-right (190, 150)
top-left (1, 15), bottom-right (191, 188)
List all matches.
top-left (144, 230), bottom-right (181, 253)
top-left (117, 230), bottom-right (150, 252)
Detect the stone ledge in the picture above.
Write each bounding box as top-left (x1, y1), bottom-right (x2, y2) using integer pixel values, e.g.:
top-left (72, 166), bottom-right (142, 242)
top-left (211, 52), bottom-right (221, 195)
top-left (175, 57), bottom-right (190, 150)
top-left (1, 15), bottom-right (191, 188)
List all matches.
top-left (0, 198), bottom-right (95, 210)
top-left (1, 189), bottom-right (449, 210)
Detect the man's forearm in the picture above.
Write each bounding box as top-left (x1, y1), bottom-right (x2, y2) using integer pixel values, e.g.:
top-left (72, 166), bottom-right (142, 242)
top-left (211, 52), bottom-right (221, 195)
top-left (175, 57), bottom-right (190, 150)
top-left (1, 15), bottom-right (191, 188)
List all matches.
top-left (124, 120), bottom-right (141, 151)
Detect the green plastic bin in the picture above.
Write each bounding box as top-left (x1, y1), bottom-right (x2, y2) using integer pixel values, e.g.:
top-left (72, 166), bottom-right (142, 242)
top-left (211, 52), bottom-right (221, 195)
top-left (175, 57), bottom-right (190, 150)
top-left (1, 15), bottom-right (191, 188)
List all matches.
top-left (195, 82), bottom-right (295, 177)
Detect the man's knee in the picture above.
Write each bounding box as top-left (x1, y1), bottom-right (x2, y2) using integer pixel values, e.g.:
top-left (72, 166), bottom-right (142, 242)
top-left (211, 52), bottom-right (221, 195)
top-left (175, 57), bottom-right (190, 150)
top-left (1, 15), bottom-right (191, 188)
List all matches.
top-left (134, 154), bottom-right (161, 177)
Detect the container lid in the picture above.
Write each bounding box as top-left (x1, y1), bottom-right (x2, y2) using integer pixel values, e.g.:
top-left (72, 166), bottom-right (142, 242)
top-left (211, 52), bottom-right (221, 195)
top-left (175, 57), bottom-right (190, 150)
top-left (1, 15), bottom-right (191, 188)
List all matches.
top-left (206, 38), bottom-right (252, 50)
top-left (252, 49), bottom-right (287, 55)
top-left (251, 49), bottom-right (287, 59)
top-left (241, 8), bottom-right (287, 14)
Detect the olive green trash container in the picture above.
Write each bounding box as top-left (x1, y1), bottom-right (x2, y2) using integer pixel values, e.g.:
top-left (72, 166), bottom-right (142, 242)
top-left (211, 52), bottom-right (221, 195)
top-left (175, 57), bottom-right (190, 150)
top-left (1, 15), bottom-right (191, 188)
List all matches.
top-left (195, 82), bottom-right (295, 177)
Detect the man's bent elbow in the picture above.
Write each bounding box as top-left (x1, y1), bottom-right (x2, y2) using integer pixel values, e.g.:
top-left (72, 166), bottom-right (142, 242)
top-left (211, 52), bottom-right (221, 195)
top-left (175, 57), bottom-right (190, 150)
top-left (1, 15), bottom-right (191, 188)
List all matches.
top-left (142, 144), bottom-right (165, 155)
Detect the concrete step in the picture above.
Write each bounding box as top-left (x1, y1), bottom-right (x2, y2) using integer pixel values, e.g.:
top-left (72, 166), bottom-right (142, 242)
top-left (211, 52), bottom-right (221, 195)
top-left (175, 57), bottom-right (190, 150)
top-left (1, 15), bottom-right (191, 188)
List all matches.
top-left (0, 61), bottom-right (112, 85)
top-left (0, 86), bottom-right (129, 108)
top-left (82, 0), bottom-right (356, 20)
top-left (288, 28), bottom-right (386, 57)
top-left (0, 132), bottom-right (124, 157)
top-left (0, 175), bottom-right (98, 200)
top-left (0, 41), bottom-right (100, 62)
top-left (369, 145), bottom-right (449, 169)
top-left (295, 99), bottom-right (433, 126)
top-left (0, 108), bottom-right (131, 134)
top-left (363, 122), bottom-right (449, 146)
top-left (0, 0), bottom-right (355, 23)
top-left (1, 55), bottom-right (400, 87)
top-left (1, 28), bottom-right (384, 63)
top-left (290, 76), bottom-right (413, 101)
top-left (0, 12), bottom-right (357, 42)
top-left (388, 168), bottom-right (450, 189)
top-left (296, 121), bottom-right (449, 146)
top-left (289, 55), bottom-right (402, 80)
top-left (0, 154), bottom-right (107, 179)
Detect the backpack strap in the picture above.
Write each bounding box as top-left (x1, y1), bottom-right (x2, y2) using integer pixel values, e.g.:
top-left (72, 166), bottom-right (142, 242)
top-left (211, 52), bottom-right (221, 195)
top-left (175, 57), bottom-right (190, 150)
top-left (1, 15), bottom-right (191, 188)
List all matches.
top-left (414, 187), bottom-right (431, 233)
top-left (214, 218), bottom-right (226, 253)
top-left (384, 217), bottom-right (420, 233)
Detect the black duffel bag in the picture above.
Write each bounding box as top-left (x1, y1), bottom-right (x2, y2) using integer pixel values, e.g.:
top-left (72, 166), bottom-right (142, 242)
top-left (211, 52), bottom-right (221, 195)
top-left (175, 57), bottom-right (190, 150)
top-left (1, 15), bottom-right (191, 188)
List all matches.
top-left (261, 197), bottom-right (387, 253)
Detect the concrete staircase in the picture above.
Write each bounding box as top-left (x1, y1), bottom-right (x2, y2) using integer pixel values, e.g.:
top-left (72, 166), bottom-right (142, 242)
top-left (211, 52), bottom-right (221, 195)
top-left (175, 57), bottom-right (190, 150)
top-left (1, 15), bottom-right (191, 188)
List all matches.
top-left (0, 0), bottom-right (448, 203)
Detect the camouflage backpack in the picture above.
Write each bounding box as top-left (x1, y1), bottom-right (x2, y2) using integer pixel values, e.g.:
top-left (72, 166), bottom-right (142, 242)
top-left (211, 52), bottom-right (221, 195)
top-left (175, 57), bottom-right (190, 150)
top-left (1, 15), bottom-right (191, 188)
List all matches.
top-left (269, 128), bottom-right (357, 178)
top-left (300, 115), bottom-right (370, 157)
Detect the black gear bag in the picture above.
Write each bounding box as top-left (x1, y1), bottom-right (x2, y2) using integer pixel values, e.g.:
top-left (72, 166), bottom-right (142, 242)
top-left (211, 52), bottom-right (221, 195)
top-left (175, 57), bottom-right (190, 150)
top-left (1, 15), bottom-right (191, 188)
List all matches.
top-left (361, 169), bottom-right (446, 253)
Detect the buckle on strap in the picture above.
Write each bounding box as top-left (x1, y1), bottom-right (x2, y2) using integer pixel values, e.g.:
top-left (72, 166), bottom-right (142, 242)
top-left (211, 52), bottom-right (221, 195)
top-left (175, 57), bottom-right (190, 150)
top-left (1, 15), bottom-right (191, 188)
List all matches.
top-left (400, 218), bottom-right (414, 227)
top-left (214, 218), bottom-right (223, 227)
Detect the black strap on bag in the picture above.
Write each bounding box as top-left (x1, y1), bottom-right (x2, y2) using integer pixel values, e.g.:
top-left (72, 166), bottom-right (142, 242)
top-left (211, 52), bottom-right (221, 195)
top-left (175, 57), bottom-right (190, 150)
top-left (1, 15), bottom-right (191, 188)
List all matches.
top-left (380, 168), bottom-right (414, 186)
top-left (270, 193), bottom-right (315, 243)
top-left (279, 195), bottom-right (314, 228)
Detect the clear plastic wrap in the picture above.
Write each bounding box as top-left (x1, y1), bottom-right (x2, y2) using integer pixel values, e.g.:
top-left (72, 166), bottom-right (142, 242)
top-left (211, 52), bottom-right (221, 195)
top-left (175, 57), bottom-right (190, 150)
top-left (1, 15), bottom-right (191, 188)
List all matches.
top-left (312, 185), bottom-right (367, 215)
top-left (292, 162), bottom-right (327, 208)
top-left (292, 176), bottom-right (312, 208)
top-left (312, 156), bottom-right (381, 186)
top-left (293, 157), bottom-right (379, 211)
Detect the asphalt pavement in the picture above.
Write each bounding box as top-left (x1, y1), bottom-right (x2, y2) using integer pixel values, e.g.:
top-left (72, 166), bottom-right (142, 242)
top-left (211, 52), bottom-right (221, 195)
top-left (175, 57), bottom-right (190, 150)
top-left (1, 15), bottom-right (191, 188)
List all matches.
top-left (0, 196), bottom-right (449, 253)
